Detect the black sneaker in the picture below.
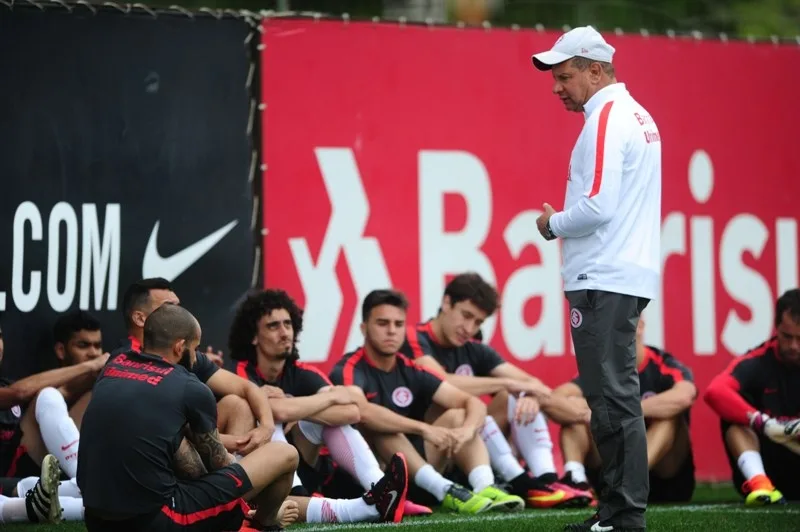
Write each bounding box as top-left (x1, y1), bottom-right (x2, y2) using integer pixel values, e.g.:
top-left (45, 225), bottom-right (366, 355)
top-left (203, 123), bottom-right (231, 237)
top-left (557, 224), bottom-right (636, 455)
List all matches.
top-left (25, 454), bottom-right (62, 524)
top-left (362, 452), bottom-right (408, 523)
top-left (561, 471), bottom-right (593, 492)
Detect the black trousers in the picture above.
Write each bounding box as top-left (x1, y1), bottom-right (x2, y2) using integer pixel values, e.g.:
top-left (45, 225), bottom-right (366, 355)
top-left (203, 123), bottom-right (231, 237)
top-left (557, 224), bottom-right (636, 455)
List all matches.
top-left (566, 289), bottom-right (650, 529)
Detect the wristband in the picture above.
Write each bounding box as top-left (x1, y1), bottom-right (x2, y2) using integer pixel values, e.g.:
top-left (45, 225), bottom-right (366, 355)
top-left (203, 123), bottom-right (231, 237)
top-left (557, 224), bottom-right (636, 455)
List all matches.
top-left (544, 220), bottom-right (556, 241)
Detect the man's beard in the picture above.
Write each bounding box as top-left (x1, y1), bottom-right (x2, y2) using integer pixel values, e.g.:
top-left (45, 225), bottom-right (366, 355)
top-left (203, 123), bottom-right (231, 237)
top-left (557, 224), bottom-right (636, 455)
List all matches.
top-left (367, 337), bottom-right (396, 357)
top-left (179, 348), bottom-right (193, 370)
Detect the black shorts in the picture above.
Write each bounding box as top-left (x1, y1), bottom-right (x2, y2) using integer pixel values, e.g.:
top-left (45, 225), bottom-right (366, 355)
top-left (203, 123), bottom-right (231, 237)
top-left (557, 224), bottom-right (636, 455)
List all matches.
top-left (2, 428), bottom-right (46, 480)
top-left (722, 421), bottom-right (800, 501)
top-left (648, 454), bottom-right (696, 503)
top-left (85, 463), bottom-right (253, 532)
top-left (404, 434), bottom-right (468, 507)
top-left (587, 454), bottom-right (695, 504)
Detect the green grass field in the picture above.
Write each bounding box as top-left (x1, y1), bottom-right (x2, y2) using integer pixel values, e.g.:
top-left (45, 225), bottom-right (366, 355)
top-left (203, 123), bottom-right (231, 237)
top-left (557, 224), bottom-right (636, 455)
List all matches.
top-left (4, 484), bottom-right (799, 531)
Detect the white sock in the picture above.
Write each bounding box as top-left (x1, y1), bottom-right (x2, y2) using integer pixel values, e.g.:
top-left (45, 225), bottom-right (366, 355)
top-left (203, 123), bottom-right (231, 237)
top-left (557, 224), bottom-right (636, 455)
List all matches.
top-left (60, 497), bottom-right (85, 521)
top-left (35, 387), bottom-right (80, 478)
top-left (737, 450), bottom-right (766, 481)
top-left (414, 464), bottom-right (453, 501)
top-left (270, 424), bottom-right (304, 489)
top-left (272, 423), bottom-right (288, 442)
top-left (508, 396), bottom-right (556, 477)
top-left (564, 461), bottom-right (588, 483)
top-left (16, 477), bottom-right (82, 500)
top-left (468, 464), bottom-right (495, 493)
top-left (323, 425), bottom-right (384, 490)
top-left (306, 496), bottom-right (379, 523)
top-left (481, 415), bottom-right (525, 481)
top-left (0, 495), bottom-right (29, 523)
top-left (60, 478), bottom-right (81, 498)
top-left (298, 420), bottom-right (324, 445)
top-left (15, 477), bottom-right (37, 498)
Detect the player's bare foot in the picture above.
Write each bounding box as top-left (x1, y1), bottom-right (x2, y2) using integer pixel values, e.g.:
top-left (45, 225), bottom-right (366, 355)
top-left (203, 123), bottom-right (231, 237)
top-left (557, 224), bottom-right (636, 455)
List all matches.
top-left (278, 499), bottom-right (299, 528)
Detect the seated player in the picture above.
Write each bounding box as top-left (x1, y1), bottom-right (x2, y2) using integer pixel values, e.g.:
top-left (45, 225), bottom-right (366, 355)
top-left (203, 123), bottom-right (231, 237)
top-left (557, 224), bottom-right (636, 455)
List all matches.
top-left (555, 316), bottom-right (698, 504)
top-left (114, 278), bottom-right (274, 456)
top-left (704, 288), bottom-right (800, 504)
top-left (331, 289), bottom-right (525, 514)
top-left (1, 312), bottom-right (108, 512)
top-left (228, 288), bottom-right (418, 522)
top-left (78, 304), bottom-right (300, 531)
top-left (403, 272), bottom-right (592, 508)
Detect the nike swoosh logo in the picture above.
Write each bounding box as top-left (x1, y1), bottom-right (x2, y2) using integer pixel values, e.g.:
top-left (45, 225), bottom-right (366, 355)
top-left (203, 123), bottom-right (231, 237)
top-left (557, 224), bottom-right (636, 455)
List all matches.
top-left (366, 392), bottom-right (378, 400)
top-left (61, 439), bottom-right (79, 451)
top-left (142, 220), bottom-right (238, 281)
top-left (225, 472), bottom-right (243, 488)
top-left (384, 490), bottom-right (398, 520)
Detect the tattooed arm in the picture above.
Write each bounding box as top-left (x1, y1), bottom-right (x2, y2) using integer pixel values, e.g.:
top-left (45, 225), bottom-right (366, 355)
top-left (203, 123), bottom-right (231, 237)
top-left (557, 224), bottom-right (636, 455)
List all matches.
top-left (184, 378), bottom-right (234, 473)
top-left (185, 426), bottom-right (235, 472)
top-left (174, 435), bottom-right (208, 480)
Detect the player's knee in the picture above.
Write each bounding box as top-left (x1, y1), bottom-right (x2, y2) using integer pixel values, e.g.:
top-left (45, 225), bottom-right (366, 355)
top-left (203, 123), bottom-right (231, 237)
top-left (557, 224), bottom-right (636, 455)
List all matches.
top-left (724, 423), bottom-right (760, 452)
top-left (276, 442), bottom-right (300, 471)
top-left (647, 416), bottom-right (679, 434)
top-left (439, 408), bottom-right (466, 428)
top-left (218, 393), bottom-right (248, 412)
top-left (35, 387), bottom-right (68, 423)
top-left (218, 394), bottom-right (254, 421)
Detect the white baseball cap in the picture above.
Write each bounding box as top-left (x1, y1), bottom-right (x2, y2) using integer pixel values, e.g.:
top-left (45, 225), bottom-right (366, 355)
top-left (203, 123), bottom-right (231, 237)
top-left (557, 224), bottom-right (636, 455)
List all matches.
top-left (531, 26), bottom-right (615, 71)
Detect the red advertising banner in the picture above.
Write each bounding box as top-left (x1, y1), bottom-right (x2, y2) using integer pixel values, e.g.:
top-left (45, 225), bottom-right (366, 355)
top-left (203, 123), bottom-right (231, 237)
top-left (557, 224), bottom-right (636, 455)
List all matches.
top-left (260, 18), bottom-right (800, 481)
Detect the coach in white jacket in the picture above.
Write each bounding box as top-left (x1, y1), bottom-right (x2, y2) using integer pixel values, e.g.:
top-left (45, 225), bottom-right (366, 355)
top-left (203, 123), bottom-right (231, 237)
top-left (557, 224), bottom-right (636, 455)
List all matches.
top-left (531, 26), bottom-right (662, 532)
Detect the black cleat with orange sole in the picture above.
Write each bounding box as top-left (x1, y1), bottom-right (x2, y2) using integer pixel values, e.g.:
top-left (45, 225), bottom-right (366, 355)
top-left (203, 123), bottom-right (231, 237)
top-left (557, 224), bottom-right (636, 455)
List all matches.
top-left (363, 452), bottom-right (409, 523)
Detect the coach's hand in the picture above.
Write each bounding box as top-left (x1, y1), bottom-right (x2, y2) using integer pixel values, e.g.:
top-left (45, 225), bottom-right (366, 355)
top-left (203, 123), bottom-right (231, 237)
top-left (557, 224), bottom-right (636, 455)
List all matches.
top-left (513, 396), bottom-right (540, 425)
top-left (536, 203), bottom-right (557, 241)
top-left (235, 424), bottom-right (275, 455)
top-left (204, 346), bottom-right (225, 368)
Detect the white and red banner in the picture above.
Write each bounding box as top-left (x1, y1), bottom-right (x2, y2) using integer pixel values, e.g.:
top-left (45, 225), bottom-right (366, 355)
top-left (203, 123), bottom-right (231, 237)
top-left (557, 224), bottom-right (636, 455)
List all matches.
top-left (260, 19), bottom-right (800, 481)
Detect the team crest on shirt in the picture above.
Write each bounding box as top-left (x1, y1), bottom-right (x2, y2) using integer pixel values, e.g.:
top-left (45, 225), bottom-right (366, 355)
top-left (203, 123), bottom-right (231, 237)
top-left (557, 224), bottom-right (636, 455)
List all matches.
top-left (455, 364), bottom-right (474, 377)
top-left (570, 308), bottom-right (583, 328)
top-left (392, 386), bottom-right (413, 408)
top-left (11, 405), bottom-right (21, 418)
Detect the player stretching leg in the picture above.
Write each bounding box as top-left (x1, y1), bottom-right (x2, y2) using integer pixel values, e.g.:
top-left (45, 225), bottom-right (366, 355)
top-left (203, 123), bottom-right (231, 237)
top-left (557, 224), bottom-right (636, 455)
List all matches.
top-left (402, 272), bottom-right (593, 508)
top-left (331, 289), bottom-right (524, 515)
top-left (556, 317), bottom-right (698, 504)
top-left (705, 288), bottom-right (800, 505)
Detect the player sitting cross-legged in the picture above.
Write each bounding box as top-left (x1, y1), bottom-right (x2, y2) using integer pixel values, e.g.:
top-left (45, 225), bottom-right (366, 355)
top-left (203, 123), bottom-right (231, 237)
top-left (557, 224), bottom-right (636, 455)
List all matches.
top-left (330, 289), bottom-right (525, 514)
top-left (0, 311), bottom-right (109, 523)
top-left (114, 278), bottom-right (275, 457)
top-left (704, 288), bottom-right (800, 504)
top-left (402, 272), bottom-right (593, 508)
top-left (78, 304), bottom-right (300, 532)
top-left (227, 288), bottom-right (413, 524)
top-left (555, 316), bottom-right (698, 505)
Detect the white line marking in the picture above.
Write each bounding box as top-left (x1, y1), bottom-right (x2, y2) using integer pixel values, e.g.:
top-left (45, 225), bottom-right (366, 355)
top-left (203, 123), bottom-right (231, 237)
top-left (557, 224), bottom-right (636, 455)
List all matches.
top-left (297, 504), bottom-right (800, 531)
